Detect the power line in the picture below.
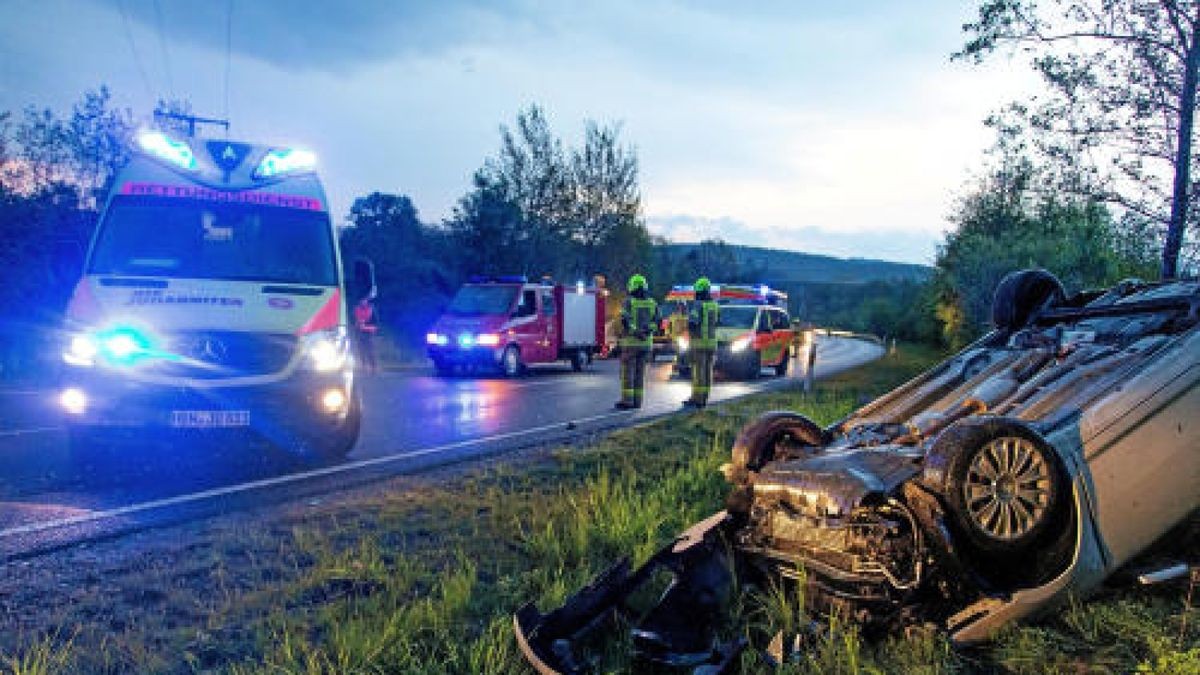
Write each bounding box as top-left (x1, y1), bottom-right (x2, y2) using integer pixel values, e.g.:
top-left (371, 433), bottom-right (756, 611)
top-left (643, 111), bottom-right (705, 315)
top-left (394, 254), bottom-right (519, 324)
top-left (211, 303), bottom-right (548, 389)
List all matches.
top-left (223, 0), bottom-right (233, 132)
top-left (152, 0), bottom-right (174, 99)
top-left (116, 0), bottom-right (155, 103)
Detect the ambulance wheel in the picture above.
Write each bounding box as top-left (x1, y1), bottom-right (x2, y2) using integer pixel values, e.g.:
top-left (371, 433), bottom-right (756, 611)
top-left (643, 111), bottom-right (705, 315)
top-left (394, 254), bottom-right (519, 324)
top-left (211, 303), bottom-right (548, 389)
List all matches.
top-left (323, 394), bottom-right (361, 460)
top-left (501, 345), bottom-right (523, 378)
top-left (745, 352), bottom-right (762, 380)
top-left (67, 425), bottom-right (109, 470)
top-left (570, 349), bottom-right (586, 372)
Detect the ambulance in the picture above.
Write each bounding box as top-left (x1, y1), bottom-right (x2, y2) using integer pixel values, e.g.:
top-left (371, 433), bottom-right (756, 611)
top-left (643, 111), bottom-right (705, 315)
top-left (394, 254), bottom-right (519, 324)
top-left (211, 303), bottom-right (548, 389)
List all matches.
top-left (58, 130), bottom-right (365, 459)
top-left (668, 283), bottom-right (795, 379)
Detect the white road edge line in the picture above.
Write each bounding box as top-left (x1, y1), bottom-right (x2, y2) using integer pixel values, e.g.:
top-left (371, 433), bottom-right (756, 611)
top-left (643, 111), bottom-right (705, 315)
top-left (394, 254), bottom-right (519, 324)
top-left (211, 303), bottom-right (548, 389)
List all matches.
top-left (0, 340), bottom-right (884, 541)
top-left (0, 408), bottom-right (633, 540)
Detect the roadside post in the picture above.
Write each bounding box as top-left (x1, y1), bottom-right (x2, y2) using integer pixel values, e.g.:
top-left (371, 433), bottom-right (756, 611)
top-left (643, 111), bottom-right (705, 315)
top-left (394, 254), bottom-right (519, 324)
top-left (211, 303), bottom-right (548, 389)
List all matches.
top-left (804, 336), bottom-right (817, 393)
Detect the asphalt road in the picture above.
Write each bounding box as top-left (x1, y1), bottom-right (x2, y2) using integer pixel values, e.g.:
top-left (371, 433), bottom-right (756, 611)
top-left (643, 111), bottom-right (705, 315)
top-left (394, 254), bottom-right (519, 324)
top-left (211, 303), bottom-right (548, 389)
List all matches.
top-left (0, 336), bottom-right (882, 558)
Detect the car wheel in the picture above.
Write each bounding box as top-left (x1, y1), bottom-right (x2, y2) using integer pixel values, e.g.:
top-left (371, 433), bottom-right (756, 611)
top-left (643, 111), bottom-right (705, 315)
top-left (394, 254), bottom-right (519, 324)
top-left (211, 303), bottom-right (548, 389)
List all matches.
top-left (730, 411), bottom-right (824, 475)
top-left (935, 419), bottom-right (1071, 584)
top-left (745, 352), bottom-right (761, 380)
top-left (991, 268), bottom-right (1065, 330)
top-left (570, 349), bottom-right (586, 372)
top-left (501, 345), bottom-right (523, 378)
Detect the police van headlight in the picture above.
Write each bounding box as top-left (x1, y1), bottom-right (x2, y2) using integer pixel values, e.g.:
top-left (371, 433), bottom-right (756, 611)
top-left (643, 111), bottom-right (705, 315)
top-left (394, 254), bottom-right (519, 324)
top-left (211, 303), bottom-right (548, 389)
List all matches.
top-left (303, 328), bottom-right (350, 372)
top-left (731, 336), bottom-right (751, 353)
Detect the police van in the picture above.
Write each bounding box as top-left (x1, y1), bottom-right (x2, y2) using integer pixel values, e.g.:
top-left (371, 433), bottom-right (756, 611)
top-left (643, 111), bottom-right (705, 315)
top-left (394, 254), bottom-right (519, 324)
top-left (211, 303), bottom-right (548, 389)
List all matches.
top-left (58, 130), bottom-right (367, 459)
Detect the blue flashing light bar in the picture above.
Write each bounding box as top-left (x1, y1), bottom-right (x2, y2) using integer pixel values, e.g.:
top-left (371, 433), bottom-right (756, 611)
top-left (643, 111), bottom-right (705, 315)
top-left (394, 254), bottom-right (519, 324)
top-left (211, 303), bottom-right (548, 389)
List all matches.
top-left (255, 147), bottom-right (317, 179)
top-left (137, 131), bottom-right (198, 171)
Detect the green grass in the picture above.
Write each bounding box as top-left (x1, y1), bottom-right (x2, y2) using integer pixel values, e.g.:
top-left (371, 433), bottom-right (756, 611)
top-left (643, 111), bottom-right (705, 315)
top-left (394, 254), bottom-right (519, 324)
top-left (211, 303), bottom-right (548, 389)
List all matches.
top-left (2, 341), bottom-right (1196, 674)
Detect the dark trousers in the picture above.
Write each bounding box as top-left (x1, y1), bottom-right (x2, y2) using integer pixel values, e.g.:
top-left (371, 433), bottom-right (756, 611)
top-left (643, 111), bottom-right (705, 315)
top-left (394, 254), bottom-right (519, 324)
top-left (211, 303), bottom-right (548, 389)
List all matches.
top-left (619, 346), bottom-right (649, 406)
top-left (689, 348), bottom-right (715, 404)
top-left (355, 332), bottom-right (377, 374)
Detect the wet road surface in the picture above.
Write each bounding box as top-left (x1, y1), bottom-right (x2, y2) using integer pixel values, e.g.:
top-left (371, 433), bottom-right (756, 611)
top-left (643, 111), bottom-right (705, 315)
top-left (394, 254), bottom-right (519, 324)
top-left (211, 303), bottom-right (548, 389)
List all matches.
top-left (0, 336), bottom-right (882, 557)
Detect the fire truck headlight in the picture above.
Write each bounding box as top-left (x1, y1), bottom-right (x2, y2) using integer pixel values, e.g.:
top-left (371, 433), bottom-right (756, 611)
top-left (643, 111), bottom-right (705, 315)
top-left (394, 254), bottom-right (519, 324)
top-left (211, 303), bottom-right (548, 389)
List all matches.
top-left (476, 333), bottom-right (501, 347)
top-left (426, 332), bottom-right (448, 346)
top-left (304, 328), bottom-right (350, 372)
top-left (63, 334), bottom-right (100, 367)
top-left (731, 336), bottom-right (751, 353)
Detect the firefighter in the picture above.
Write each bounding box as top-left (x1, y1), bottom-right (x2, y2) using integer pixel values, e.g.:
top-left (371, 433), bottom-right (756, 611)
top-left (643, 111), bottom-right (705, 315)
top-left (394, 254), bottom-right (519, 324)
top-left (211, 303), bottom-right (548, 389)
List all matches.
top-left (683, 277), bottom-right (718, 408)
top-left (615, 273), bottom-right (658, 409)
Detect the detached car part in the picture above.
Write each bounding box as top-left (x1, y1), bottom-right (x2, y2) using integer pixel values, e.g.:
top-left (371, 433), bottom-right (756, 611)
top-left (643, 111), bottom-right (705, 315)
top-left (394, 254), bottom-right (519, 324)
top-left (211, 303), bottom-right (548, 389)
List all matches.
top-left (515, 270), bottom-right (1199, 672)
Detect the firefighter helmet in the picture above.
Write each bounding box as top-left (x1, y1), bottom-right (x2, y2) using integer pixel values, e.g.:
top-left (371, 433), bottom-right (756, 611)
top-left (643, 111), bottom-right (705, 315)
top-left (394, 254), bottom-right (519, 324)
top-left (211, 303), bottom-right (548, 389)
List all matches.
top-left (627, 274), bottom-right (648, 292)
top-left (694, 277), bottom-right (711, 293)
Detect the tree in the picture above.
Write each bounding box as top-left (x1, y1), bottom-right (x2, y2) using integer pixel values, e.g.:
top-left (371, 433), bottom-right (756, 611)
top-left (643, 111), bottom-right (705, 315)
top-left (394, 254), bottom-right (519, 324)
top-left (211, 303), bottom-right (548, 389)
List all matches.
top-left (933, 158), bottom-right (1154, 347)
top-left (959, 0), bottom-right (1200, 278)
top-left (446, 105), bottom-right (651, 284)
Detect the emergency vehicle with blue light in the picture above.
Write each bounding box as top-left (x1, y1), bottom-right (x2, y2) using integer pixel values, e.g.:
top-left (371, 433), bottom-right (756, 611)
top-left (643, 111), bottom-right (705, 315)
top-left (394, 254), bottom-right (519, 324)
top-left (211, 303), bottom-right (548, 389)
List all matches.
top-left (426, 276), bottom-right (606, 377)
top-left (668, 283), bottom-right (795, 379)
top-left (58, 129), bottom-right (363, 459)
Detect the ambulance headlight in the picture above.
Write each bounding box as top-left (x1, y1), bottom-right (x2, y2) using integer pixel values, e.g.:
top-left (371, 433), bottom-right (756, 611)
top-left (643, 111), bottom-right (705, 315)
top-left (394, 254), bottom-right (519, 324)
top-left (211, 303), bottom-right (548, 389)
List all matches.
top-left (63, 334), bottom-right (100, 367)
top-left (675, 336), bottom-right (689, 352)
top-left (731, 336), bottom-right (751, 353)
top-left (303, 328), bottom-right (350, 372)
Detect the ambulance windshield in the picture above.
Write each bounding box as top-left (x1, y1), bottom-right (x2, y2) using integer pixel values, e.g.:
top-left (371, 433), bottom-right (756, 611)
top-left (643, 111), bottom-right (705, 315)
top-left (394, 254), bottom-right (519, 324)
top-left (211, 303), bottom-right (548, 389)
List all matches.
top-left (446, 285), bottom-right (519, 316)
top-left (718, 306), bottom-right (758, 329)
top-left (89, 196), bottom-right (336, 285)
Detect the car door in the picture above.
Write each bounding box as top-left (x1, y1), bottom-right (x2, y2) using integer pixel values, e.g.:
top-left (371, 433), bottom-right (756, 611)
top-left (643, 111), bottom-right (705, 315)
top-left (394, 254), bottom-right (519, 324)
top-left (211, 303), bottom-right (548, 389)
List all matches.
top-left (509, 287), bottom-right (542, 361)
top-left (539, 288), bottom-right (558, 362)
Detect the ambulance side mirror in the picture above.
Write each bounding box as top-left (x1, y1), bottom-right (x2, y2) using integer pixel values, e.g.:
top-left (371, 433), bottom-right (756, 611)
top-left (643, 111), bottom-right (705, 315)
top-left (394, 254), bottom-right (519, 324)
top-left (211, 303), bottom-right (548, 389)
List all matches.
top-left (352, 258), bottom-right (376, 302)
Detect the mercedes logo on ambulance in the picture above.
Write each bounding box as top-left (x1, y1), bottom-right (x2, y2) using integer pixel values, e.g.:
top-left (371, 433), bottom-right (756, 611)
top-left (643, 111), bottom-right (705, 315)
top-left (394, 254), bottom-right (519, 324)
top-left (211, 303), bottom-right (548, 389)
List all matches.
top-left (187, 337), bottom-right (229, 364)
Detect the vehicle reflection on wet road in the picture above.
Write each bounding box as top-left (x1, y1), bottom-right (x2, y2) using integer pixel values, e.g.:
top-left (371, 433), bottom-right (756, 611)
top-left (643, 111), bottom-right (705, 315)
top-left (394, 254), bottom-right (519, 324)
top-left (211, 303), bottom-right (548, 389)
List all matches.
top-left (0, 336), bottom-right (881, 554)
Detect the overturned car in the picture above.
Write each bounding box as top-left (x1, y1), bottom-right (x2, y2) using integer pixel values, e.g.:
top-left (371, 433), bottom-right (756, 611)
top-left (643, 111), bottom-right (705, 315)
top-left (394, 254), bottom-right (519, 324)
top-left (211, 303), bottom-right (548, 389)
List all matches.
top-left (515, 270), bottom-right (1200, 673)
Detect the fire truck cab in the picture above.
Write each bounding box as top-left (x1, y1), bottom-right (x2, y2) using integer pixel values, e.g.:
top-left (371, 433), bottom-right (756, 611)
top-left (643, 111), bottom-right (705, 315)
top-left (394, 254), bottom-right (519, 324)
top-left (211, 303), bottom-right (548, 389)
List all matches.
top-left (426, 277), bottom-right (606, 377)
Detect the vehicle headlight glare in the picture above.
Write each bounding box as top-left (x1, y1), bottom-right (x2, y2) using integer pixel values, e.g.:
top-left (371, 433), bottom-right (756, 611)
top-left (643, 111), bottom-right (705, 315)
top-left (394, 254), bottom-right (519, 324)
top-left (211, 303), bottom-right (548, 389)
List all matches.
top-left (63, 334), bottom-right (99, 366)
top-left (305, 329), bottom-right (349, 371)
top-left (476, 333), bottom-right (500, 347)
top-left (731, 336), bottom-right (751, 352)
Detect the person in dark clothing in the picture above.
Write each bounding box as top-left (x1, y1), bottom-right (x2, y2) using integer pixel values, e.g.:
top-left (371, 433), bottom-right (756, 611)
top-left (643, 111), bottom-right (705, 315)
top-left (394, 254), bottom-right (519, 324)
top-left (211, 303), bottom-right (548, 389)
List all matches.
top-left (353, 293), bottom-right (378, 375)
top-left (615, 274), bottom-right (658, 409)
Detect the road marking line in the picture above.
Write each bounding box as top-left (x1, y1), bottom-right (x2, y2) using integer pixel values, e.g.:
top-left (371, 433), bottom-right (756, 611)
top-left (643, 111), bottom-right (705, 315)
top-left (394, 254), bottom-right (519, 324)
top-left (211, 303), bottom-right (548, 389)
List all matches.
top-left (0, 427), bottom-right (61, 438)
top-left (0, 409), bottom-right (633, 540)
top-left (0, 338), bottom-right (883, 542)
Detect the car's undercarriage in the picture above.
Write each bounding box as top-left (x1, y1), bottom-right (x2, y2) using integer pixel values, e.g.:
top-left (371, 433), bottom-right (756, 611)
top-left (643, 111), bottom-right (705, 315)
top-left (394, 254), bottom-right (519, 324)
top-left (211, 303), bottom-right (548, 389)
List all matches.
top-left (514, 272), bottom-right (1199, 674)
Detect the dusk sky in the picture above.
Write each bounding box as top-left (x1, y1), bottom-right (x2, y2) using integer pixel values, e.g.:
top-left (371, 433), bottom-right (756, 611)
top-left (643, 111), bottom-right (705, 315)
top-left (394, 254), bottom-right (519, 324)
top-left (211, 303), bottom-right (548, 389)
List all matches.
top-left (1, 0), bottom-right (1034, 264)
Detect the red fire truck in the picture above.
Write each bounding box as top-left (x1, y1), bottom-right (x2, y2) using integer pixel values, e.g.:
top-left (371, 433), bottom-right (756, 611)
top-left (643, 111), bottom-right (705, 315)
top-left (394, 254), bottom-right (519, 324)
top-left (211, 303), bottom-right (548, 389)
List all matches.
top-left (426, 276), bottom-right (607, 377)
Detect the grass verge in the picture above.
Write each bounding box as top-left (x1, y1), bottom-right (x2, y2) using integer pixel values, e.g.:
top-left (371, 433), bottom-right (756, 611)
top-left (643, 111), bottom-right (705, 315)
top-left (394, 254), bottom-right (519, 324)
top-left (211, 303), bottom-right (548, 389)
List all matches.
top-left (1, 341), bottom-right (1196, 674)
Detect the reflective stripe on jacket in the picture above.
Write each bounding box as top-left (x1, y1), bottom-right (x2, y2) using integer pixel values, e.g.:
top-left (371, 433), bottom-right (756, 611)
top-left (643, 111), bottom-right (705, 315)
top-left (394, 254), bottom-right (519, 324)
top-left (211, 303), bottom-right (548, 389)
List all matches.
top-left (690, 300), bottom-right (719, 349)
top-left (620, 297), bottom-right (658, 348)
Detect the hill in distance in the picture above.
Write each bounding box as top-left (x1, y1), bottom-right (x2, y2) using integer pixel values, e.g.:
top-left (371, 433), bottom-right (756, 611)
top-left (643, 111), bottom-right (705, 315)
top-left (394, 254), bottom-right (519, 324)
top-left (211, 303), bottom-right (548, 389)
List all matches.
top-left (658, 242), bottom-right (931, 286)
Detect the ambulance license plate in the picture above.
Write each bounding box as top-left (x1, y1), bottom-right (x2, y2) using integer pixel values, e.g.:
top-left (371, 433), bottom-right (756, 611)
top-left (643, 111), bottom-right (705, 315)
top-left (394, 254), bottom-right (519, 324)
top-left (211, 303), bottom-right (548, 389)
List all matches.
top-left (170, 410), bottom-right (251, 428)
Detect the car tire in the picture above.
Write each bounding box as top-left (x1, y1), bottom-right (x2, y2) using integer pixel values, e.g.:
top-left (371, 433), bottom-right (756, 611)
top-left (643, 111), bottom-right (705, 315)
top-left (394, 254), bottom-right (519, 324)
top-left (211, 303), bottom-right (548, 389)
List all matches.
top-left (745, 352), bottom-right (761, 380)
top-left (501, 345), bottom-right (523, 378)
top-left (570, 349), bottom-right (586, 372)
top-left (935, 418), bottom-right (1071, 585)
top-left (730, 411), bottom-right (825, 475)
top-left (991, 268), bottom-right (1065, 330)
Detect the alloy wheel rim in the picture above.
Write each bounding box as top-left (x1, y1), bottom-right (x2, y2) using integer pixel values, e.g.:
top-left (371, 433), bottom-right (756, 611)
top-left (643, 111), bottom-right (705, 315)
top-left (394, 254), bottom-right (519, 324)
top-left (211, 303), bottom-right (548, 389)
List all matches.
top-left (963, 436), bottom-right (1052, 541)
